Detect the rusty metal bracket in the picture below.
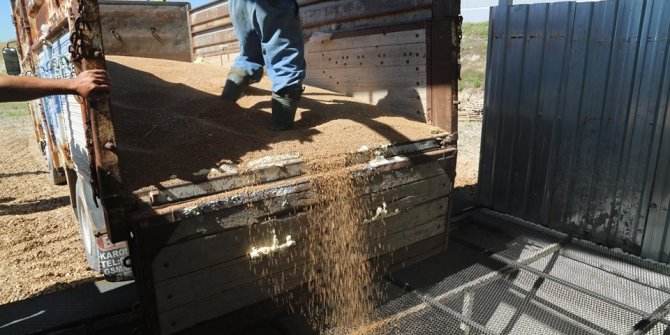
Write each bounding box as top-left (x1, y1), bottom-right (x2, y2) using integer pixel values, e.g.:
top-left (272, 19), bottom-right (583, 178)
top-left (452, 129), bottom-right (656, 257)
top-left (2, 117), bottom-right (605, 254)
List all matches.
top-left (68, 0), bottom-right (129, 242)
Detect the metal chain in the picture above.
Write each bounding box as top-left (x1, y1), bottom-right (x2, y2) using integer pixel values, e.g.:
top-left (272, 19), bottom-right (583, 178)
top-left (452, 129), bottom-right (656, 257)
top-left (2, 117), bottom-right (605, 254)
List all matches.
top-left (69, 2), bottom-right (102, 203)
top-left (69, 3), bottom-right (95, 62)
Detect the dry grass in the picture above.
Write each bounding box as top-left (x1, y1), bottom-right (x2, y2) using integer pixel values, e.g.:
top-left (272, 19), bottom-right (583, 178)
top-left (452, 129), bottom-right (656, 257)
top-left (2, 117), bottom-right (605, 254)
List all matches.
top-left (459, 23), bottom-right (489, 93)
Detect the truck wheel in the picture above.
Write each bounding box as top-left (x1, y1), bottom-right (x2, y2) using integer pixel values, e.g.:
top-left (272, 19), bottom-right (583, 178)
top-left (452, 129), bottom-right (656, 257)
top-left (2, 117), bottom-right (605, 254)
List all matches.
top-left (75, 178), bottom-right (105, 272)
top-left (45, 143), bottom-right (67, 185)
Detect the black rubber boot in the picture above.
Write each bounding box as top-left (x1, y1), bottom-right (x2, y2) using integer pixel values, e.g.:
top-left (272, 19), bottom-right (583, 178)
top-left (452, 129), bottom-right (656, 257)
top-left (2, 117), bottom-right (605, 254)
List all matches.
top-left (221, 67), bottom-right (258, 102)
top-left (271, 87), bottom-right (302, 131)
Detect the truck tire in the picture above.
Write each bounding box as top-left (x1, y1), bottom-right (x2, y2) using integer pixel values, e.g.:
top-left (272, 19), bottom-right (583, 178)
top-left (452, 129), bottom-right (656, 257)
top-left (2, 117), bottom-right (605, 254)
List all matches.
top-left (45, 142), bottom-right (67, 185)
top-left (75, 178), bottom-right (104, 272)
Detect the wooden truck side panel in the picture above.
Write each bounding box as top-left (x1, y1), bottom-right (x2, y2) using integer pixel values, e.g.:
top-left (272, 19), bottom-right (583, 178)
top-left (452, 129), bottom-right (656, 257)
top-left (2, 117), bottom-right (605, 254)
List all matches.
top-left (132, 148), bottom-right (456, 334)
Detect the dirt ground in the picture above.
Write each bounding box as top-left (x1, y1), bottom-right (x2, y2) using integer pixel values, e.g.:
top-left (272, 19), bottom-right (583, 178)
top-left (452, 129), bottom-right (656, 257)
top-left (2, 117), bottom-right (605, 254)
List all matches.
top-left (0, 117), bottom-right (99, 305)
top-left (454, 23), bottom-right (486, 196)
top-left (455, 119), bottom-right (481, 189)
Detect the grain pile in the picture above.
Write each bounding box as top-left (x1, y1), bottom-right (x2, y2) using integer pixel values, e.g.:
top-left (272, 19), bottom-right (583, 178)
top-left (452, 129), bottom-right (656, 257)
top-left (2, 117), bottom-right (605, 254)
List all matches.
top-left (106, 56), bottom-right (442, 192)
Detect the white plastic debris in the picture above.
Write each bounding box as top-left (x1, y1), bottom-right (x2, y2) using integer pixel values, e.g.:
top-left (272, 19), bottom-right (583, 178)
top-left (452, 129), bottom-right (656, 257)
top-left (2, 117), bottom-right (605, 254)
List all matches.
top-left (358, 145), bottom-right (370, 152)
top-left (249, 230), bottom-right (296, 259)
top-left (364, 202), bottom-right (400, 223)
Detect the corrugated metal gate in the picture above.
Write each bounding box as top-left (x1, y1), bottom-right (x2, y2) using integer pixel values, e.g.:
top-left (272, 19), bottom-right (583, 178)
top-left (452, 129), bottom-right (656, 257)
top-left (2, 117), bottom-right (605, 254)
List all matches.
top-left (479, 0), bottom-right (670, 262)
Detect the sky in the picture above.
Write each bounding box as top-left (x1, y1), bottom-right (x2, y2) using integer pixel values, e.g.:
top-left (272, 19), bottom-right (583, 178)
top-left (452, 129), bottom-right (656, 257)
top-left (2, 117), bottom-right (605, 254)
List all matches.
top-left (1, 0), bottom-right (601, 42)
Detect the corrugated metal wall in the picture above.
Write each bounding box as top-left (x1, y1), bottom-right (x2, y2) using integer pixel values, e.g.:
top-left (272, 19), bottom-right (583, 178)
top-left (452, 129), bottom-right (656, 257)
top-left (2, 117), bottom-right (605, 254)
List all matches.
top-left (480, 0), bottom-right (670, 261)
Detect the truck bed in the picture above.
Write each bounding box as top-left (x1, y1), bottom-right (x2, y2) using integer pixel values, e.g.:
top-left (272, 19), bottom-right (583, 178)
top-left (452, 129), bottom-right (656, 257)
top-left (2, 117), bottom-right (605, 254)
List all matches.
top-left (110, 58), bottom-right (456, 334)
top-left (107, 56), bottom-right (444, 201)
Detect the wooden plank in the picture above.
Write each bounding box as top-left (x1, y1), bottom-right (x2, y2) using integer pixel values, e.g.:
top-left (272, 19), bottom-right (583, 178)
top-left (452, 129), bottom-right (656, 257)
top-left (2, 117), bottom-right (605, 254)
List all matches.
top-left (155, 206), bottom-right (448, 302)
top-left (155, 211), bottom-right (447, 313)
top-left (156, 239), bottom-right (307, 311)
top-left (131, 140), bottom-right (442, 209)
top-left (300, 0), bottom-right (431, 29)
top-left (306, 29), bottom-right (426, 52)
top-left (164, 230), bottom-right (449, 335)
top-left (191, 16), bottom-right (232, 34)
top-left (156, 213), bottom-right (448, 334)
top-left (381, 233), bottom-right (446, 273)
top-left (305, 43), bottom-right (427, 69)
top-left (192, 27), bottom-right (237, 49)
top-left (159, 261), bottom-right (308, 334)
top-left (152, 188), bottom-right (449, 281)
top-left (297, 0), bottom-right (328, 6)
top-left (135, 156), bottom-right (304, 206)
top-left (193, 43), bottom-right (240, 57)
top-left (370, 173), bottom-right (450, 205)
top-left (138, 157), bottom-right (446, 222)
top-left (308, 67), bottom-right (427, 86)
top-left (190, 2), bottom-right (229, 26)
top-left (302, 9), bottom-right (432, 37)
top-left (427, 0), bottom-right (459, 132)
top-left (350, 88), bottom-right (428, 104)
top-left (149, 163), bottom-right (448, 247)
top-left (153, 214), bottom-right (310, 281)
top-left (190, 0), bottom-right (428, 29)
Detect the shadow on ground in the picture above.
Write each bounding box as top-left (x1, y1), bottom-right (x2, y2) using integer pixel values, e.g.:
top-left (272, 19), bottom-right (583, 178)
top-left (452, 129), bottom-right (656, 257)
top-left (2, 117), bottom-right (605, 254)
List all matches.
top-left (0, 196), bottom-right (70, 216)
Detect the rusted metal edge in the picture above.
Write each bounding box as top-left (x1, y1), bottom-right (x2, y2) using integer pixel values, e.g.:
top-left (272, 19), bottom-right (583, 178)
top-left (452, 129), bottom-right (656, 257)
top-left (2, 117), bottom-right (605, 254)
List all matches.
top-left (133, 137), bottom-right (447, 207)
top-left (26, 0), bottom-right (45, 15)
top-left (16, 0), bottom-right (35, 62)
top-left (30, 18), bottom-right (68, 53)
top-left (69, 0), bottom-right (129, 242)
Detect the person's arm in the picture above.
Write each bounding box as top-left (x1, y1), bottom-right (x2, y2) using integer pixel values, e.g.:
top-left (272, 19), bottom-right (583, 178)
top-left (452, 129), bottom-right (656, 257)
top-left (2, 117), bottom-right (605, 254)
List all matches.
top-left (0, 69), bottom-right (111, 102)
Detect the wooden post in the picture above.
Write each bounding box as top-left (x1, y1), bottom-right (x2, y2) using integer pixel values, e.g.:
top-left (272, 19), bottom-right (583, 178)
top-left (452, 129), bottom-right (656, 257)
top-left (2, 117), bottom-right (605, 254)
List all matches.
top-left (68, 0), bottom-right (129, 242)
top-left (428, 0), bottom-right (460, 134)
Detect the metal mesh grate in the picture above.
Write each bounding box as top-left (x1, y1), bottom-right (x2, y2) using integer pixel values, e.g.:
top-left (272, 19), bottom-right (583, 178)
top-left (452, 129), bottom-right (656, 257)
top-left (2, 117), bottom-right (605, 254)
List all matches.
top-left (352, 213), bottom-right (670, 335)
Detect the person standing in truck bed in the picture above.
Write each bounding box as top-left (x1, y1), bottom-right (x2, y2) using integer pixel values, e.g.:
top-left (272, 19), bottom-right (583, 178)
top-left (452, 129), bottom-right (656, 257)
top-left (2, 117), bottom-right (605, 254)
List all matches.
top-left (0, 70), bottom-right (110, 102)
top-left (221, 0), bottom-right (306, 131)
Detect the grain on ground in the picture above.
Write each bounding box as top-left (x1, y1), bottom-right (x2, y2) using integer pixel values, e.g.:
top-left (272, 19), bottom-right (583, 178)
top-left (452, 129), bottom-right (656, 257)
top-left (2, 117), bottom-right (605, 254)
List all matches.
top-left (0, 126), bottom-right (99, 304)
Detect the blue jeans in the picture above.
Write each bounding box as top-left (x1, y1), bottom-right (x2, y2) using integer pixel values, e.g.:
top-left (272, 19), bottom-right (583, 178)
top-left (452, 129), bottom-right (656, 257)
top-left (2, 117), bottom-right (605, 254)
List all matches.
top-left (230, 0), bottom-right (306, 93)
